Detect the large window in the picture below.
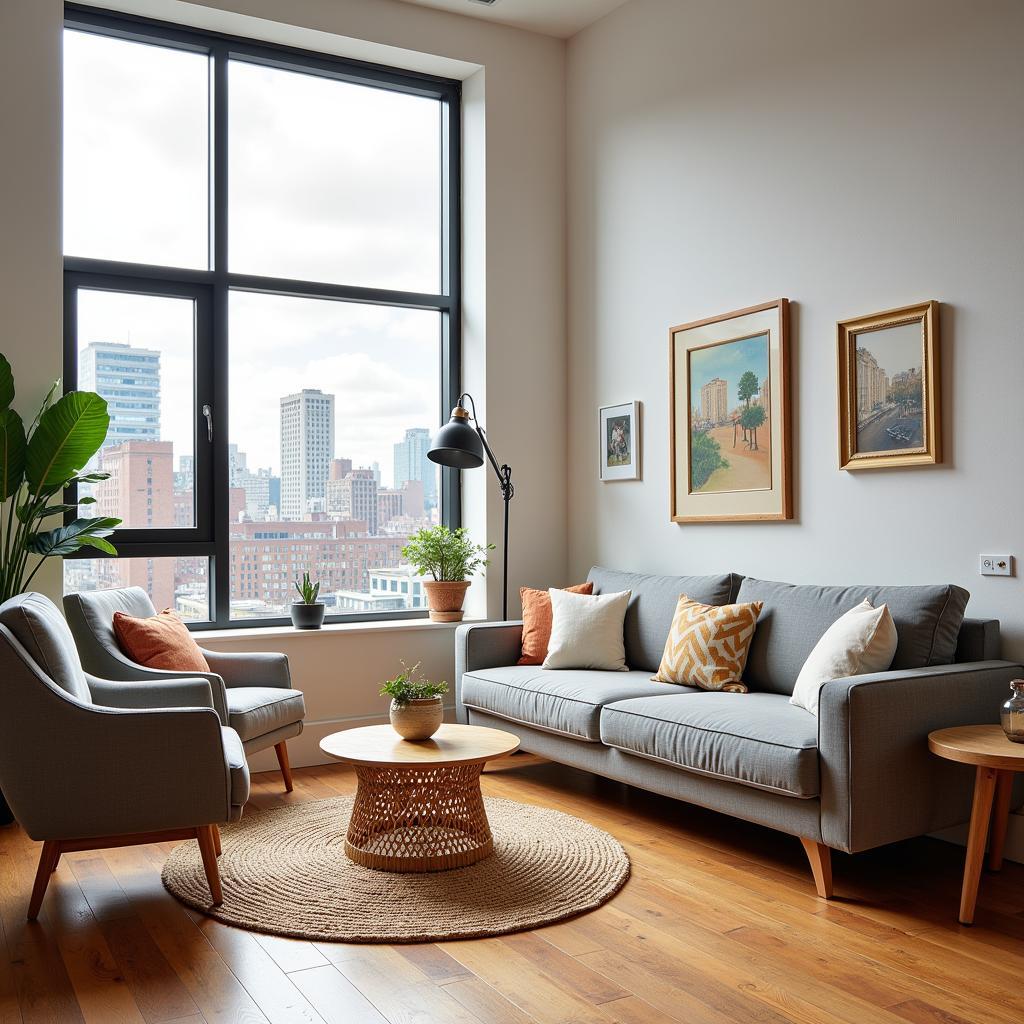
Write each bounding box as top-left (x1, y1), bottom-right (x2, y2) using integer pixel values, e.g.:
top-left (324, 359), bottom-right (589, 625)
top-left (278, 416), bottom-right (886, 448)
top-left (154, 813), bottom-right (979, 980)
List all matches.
top-left (62, 7), bottom-right (460, 628)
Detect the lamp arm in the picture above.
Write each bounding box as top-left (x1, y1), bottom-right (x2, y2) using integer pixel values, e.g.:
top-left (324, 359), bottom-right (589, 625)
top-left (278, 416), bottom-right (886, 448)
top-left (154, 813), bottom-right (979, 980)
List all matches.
top-left (458, 393), bottom-right (514, 501)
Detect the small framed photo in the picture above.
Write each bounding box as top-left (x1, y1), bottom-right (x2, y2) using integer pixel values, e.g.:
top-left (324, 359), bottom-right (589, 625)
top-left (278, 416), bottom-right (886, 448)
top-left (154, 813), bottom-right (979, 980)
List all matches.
top-left (838, 301), bottom-right (941, 470)
top-left (599, 401), bottom-right (641, 481)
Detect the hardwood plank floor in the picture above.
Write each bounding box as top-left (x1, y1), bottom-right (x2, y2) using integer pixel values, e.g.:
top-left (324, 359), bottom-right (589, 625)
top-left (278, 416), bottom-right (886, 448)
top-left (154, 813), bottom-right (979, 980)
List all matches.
top-left (1, 755), bottom-right (1022, 1024)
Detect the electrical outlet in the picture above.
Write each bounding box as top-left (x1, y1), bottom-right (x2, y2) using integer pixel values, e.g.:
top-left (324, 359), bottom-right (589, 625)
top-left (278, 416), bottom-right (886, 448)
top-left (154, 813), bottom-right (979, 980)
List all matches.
top-left (979, 554), bottom-right (1013, 577)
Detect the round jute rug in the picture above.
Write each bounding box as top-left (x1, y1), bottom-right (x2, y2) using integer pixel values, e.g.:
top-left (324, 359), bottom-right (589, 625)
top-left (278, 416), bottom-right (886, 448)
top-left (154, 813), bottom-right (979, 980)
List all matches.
top-left (162, 796), bottom-right (630, 943)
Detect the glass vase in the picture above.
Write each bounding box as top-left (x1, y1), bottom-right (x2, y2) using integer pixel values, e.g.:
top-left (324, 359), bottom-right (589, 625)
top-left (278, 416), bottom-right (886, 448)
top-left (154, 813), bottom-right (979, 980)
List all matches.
top-left (1001, 679), bottom-right (1024, 743)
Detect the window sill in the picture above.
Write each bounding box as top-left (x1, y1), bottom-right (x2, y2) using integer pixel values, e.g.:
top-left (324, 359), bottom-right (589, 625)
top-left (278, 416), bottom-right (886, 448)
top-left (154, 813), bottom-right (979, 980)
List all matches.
top-left (195, 617), bottom-right (486, 644)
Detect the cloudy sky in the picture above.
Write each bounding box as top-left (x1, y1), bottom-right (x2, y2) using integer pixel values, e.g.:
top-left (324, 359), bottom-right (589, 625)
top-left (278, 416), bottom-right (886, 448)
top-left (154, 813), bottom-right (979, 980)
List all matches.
top-left (64, 29), bottom-right (443, 486)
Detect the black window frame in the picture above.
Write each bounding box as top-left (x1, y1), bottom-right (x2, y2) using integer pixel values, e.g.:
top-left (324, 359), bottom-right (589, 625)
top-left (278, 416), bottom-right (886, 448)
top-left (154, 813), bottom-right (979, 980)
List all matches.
top-left (62, 3), bottom-right (462, 631)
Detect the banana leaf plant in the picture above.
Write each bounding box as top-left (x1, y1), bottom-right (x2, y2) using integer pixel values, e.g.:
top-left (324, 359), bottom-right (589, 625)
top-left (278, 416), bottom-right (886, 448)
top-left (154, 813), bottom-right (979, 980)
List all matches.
top-left (0, 353), bottom-right (121, 603)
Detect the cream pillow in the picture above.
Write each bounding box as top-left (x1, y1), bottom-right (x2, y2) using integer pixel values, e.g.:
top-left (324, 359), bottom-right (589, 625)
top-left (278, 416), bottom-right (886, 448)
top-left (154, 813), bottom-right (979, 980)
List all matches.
top-left (543, 588), bottom-right (632, 671)
top-left (790, 600), bottom-right (897, 716)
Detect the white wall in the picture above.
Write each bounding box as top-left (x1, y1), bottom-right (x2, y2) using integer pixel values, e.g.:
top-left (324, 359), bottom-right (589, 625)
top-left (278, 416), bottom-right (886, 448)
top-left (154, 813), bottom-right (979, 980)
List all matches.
top-left (566, 0), bottom-right (1024, 663)
top-left (0, 0), bottom-right (567, 768)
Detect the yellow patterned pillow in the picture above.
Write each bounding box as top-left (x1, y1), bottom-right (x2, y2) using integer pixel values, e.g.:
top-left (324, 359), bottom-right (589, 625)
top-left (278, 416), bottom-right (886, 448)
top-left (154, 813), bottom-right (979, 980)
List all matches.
top-left (653, 595), bottom-right (763, 692)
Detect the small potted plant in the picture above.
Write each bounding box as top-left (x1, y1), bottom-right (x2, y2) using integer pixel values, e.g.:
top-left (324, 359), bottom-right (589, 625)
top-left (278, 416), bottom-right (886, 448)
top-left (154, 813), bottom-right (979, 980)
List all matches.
top-left (291, 571), bottom-right (326, 630)
top-left (401, 525), bottom-right (493, 622)
top-left (380, 662), bottom-right (449, 740)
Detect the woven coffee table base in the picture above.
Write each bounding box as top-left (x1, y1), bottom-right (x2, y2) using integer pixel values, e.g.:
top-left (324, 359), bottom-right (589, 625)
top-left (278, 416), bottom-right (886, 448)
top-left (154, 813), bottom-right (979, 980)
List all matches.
top-left (346, 763), bottom-right (493, 871)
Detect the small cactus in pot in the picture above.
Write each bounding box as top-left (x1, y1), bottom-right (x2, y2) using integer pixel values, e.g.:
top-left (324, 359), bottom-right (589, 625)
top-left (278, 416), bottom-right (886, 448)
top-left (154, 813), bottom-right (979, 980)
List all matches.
top-left (290, 571), bottom-right (326, 630)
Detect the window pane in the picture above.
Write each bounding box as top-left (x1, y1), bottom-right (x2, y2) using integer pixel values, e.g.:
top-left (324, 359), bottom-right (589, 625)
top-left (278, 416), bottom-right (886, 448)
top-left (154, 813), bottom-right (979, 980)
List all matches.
top-left (64, 557), bottom-right (210, 621)
top-left (76, 289), bottom-right (196, 528)
top-left (228, 292), bottom-right (441, 619)
top-left (63, 30), bottom-right (209, 268)
top-left (229, 60), bottom-right (441, 292)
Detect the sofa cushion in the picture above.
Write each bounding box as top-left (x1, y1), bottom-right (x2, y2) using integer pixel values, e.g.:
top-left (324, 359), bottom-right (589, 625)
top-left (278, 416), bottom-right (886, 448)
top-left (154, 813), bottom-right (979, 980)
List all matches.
top-left (587, 567), bottom-right (741, 673)
top-left (601, 692), bottom-right (819, 798)
top-left (227, 687), bottom-right (307, 743)
top-left (736, 578), bottom-right (970, 695)
top-left (460, 665), bottom-right (696, 741)
top-left (221, 727), bottom-right (251, 808)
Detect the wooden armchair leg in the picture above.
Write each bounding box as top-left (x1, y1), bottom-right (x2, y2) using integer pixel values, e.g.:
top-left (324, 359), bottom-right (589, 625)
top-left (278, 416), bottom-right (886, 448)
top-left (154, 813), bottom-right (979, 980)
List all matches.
top-left (275, 741), bottom-right (294, 792)
top-left (28, 841), bottom-right (61, 921)
top-left (800, 837), bottom-right (834, 899)
top-left (212, 825), bottom-right (222, 857)
top-left (196, 826), bottom-right (223, 905)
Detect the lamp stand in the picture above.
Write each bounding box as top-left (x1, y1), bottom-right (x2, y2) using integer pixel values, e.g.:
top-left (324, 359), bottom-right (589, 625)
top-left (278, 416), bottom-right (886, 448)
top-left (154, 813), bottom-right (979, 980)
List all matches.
top-left (477, 433), bottom-right (514, 622)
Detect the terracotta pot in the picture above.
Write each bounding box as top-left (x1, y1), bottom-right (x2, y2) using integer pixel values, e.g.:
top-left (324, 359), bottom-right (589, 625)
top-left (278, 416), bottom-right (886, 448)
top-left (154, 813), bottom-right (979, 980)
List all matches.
top-left (423, 580), bottom-right (470, 622)
top-left (290, 602), bottom-right (326, 630)
top-left (390, 697), bottom-right (444, 740)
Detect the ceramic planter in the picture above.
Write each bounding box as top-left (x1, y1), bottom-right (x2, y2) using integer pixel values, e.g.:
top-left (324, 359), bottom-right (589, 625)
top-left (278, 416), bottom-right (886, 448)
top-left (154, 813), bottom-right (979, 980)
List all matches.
top-left (423, 580), bottom-right (470, 622)
top-left (290, 602), bottom-right (326, 630)
top-left (390, 697), bottom-right (444, 740)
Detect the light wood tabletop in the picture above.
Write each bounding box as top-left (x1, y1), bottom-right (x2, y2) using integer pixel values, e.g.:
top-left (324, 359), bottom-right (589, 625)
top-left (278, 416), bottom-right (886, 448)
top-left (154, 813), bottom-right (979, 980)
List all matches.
top-left (320, 723), bottom-right (520, 768)
top-left (928, 724), bottom-right (1024, 770)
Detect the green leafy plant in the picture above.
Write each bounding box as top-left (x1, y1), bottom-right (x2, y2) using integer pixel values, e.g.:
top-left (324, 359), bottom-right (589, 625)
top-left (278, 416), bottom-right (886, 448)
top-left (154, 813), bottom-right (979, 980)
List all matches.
top-left (379, 661), bottom-right (449, 705)
top-left (689, 429), bottom-right (729, 490)
top-left (400, 525), bottom-right (493, 582)
top-left (0, 354), bottom-right (120, 602)
top-left (294, 571), bottom-right (321, 604)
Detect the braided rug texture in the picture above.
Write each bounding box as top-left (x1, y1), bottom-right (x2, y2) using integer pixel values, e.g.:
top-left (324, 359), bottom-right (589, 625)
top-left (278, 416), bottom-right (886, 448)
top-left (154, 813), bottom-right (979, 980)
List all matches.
top-left (161, 795), bottom-right (630, 943)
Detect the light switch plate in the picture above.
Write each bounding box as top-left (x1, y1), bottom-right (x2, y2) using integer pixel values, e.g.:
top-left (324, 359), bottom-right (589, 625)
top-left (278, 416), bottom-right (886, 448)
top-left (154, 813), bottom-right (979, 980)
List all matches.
top-left (979, 554), bottom-right (1013, 577)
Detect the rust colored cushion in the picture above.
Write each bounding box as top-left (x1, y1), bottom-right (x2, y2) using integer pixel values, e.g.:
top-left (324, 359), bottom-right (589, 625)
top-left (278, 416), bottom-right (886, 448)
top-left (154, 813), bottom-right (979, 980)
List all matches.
top-left (518, 583), bottom-right (594, 665)
top-left (112, 609), bottom-right (211, 673)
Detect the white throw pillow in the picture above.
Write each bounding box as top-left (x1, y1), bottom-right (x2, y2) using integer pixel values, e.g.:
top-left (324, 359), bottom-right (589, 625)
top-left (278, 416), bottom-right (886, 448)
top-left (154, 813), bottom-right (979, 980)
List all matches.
top-left (543, 588), bottom-right (632, 671)
top-left (790, 600), bottom-right (897, 716)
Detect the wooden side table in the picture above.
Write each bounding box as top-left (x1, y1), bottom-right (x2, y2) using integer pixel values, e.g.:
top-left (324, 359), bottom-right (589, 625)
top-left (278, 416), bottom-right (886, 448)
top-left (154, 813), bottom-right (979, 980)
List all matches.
top-left (928, 725), bottom-right (1023, 924)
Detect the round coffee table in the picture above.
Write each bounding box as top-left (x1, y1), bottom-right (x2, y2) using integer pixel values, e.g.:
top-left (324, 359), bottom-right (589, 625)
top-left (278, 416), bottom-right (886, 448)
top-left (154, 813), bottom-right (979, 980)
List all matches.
top-left (928, 724), bottom-right (1024, 925)
top-left (319, 723), bottom-right (520, 872)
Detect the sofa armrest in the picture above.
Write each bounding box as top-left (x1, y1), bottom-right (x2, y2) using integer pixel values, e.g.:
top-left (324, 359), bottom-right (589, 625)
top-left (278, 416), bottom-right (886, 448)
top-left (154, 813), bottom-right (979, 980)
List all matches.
top-left (87, 674), bottom-right (216, 713)
top-left (818, 660), bottom-right (1023, 853)
top-left (455, 621), bottom-right (524, 723)
top-left (199, 649), bottom-right (292, 690)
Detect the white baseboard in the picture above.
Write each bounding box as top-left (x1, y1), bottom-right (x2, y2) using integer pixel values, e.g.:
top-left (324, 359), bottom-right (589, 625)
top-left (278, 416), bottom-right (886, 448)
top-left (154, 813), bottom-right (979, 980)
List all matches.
top-left (931, 810), bottom-right (1024, 865)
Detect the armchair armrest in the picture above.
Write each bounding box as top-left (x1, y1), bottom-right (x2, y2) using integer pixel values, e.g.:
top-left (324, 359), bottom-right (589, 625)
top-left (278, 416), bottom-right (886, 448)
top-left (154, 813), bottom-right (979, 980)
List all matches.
top-left (455, 621), bottom-right (524, 723)
top-left (818, 660), bottom-right (1023, 853)
top-left (199, 648), bottom-right (292, 689)
top-left (86, 673), bottom-right (216, 713)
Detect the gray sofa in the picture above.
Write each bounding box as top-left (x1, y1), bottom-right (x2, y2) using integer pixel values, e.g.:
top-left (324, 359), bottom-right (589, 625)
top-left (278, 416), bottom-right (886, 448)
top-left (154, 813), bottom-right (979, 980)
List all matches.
top-left (456, 567), bottom-right (1024, 895)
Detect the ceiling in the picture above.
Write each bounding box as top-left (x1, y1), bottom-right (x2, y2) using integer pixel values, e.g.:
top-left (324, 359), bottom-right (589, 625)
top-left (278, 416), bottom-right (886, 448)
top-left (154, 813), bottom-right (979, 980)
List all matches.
top-left (394, 0), bottom-right (630, 38)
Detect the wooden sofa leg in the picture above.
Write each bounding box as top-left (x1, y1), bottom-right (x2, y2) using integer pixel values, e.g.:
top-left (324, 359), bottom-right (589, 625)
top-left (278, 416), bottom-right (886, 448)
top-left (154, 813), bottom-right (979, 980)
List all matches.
top-left (28, 841), bottom-right (60, 920)
top-left (800, 838), bottom-right (833, 899)
top-left (275, 741), bottom-right (294, 792)
top-left (196, 826), bottom-right (223, 905)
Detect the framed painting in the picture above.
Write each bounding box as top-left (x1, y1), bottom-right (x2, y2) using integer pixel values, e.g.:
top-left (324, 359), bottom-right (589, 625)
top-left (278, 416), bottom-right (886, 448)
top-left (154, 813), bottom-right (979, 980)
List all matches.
top-left (838, 300), bottom-right (941, 470)
top-left (599, 401), bottom-right (641, 481)
top-left (669, 299), bottom-right (792, 522)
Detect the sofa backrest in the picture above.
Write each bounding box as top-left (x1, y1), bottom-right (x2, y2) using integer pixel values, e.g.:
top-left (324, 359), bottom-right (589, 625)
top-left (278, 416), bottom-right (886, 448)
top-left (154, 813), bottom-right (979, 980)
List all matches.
top-left (735, 577), bottom-right (970, 695)
top-left (587, 566), bottom-right (741, 673)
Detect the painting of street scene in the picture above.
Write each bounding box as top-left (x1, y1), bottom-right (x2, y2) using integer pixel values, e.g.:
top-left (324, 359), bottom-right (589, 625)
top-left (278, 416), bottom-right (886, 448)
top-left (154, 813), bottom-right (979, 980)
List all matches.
top-left (688, 332), bottom-right (771, 493)
top-left (853, 322), bottom-right (924, 454)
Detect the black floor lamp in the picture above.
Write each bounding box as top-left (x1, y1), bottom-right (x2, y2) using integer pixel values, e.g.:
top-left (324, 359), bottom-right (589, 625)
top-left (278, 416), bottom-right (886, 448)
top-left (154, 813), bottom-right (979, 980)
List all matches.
top-left (427, 393), bottom-right (514, 621)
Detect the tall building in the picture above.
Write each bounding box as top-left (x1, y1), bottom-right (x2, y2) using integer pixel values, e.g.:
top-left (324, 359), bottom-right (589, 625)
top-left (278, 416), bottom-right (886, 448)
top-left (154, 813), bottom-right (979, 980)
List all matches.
top-left (279, 389), bottom-right (335, 520)
top-left (393, 427), bottom-right (437, 509)
top-left (326, 468), bottom-right (378, 534)
top-left (856, 349), bottom-right (889, 421)
top-left (700, 377), bottom-right (729, 425)
top-left (758, 375), bottom-right (770, 417)
top-left (79, 341), bottom-right (161, 447)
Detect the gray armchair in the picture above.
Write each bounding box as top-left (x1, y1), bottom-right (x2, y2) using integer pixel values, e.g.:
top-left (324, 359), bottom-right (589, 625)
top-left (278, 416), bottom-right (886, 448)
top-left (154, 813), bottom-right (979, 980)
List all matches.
top-left (64, 588), bottom-right (306, 792)
top-left (0, 593), bottom-right (248, 919)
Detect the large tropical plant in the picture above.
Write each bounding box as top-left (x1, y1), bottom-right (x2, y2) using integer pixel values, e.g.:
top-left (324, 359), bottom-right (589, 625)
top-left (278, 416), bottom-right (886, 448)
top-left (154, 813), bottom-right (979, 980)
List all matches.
top-left (0, 353), bottom-right (120, 602)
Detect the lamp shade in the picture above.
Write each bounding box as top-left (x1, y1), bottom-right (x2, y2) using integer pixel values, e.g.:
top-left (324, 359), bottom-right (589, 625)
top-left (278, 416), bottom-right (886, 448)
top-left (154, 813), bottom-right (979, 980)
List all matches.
top-left (428, 410), bottom-right (484, 469)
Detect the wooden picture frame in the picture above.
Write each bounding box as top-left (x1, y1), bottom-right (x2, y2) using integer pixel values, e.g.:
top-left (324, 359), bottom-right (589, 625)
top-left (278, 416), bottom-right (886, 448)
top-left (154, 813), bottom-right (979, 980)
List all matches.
top-left (837, 300), bottom-right (940, 470)
top-left (599, 401), bottom-right (641, 481)
top-left (669, 299), bottom-right (792, 523)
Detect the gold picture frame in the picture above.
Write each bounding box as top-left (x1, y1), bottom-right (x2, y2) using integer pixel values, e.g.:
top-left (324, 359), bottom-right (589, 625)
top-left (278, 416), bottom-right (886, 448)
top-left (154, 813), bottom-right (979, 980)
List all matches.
top-left (838, 300), bottom-right (941, 470)
top-left (669, 299), bottom-right (792, 523)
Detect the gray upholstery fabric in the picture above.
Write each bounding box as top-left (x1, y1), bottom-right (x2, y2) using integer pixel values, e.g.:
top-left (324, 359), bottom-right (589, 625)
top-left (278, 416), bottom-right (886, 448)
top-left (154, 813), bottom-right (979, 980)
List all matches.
top-left (736, 578), bottom-right (971, 695)
top-left (601, 693), bottom-right (819, 798)
top-left (227, 687), bottom-right (307, 743)
top-left (203, 648), bottom-right (292, 687)
top-left (587, 566), bottom-right (740, 672)
top-left (0, 593), bottom-right (90, 702)
top-left (818, 660), bottom-right (1024, 853)
top-left (221, 727), bottom-right (251, 808)
top-left (955, 618), bottom-right (1001, 663)
top-left (466, 708), bottom-right (824, 840)
top-left (455, 622), bottom-right (525, 723)
top-left (87, 674), bottom-right (215, 712)
top-left (241, 720), bottom-right (303, 755)
top-left (460, 665), bottom-right (694, 741)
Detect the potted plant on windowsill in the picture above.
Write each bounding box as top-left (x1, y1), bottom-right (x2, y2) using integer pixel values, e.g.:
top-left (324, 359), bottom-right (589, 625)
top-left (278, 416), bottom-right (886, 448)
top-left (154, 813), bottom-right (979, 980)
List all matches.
top-left (380, 662), bottom-right (449, 740)
top-left (401, 525), bottom-right (492, 622)
top-left (290, 571), bottom-right (326, 630)
top-left (0, 353), bottom-right (121, 826)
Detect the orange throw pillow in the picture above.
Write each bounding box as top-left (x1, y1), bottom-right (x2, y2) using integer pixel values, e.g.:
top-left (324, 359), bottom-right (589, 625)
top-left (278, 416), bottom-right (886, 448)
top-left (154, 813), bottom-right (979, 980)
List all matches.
top-left (519, 583), bottom-right (594, 665)
top-left (113, 609), bottom-right (211, 673)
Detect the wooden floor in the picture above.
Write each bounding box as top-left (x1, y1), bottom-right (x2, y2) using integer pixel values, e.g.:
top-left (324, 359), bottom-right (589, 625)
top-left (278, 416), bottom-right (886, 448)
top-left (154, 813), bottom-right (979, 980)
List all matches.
top-left (1, 755), bottom-right (1023, 1024)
